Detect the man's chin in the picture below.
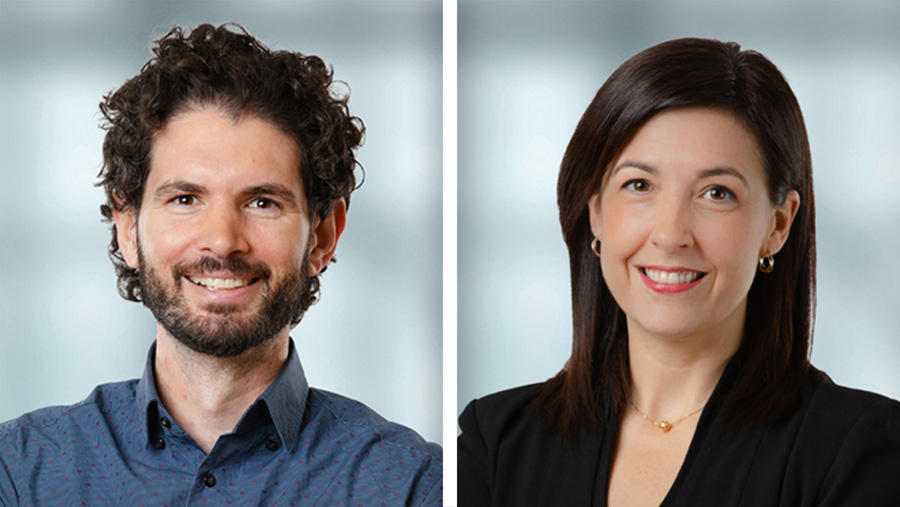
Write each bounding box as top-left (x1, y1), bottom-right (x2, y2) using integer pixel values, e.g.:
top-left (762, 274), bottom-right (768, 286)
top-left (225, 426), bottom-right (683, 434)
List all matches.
top-left (198, 302), bottom-right (256, 317)
top-left (164, 321), bottom-right (281, 358)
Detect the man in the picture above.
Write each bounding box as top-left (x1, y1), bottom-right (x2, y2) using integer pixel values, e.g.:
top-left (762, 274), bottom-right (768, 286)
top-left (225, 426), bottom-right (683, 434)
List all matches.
top-left (0, 24), bottom-right (441, 506)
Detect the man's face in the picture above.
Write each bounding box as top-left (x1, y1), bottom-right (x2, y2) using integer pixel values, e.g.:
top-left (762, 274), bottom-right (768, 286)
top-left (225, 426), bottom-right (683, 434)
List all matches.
top-left (114, 107), bottom-right (341, 357)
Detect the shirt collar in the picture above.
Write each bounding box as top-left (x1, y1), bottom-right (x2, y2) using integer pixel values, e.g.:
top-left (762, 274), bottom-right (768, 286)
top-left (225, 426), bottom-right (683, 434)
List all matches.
top-left (254, 339), bottom-right (309, 448)
top-left (135, 338), bottom-right (310, 450)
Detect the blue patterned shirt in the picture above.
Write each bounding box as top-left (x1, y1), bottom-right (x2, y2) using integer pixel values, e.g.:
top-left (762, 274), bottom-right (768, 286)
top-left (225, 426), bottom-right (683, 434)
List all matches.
top-left (0, 341), bottom-right (442, 506)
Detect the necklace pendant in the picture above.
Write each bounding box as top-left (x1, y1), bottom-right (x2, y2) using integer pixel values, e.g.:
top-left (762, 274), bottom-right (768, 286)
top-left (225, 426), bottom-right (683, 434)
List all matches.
top-left (658, 420), bottom-right (672, 432)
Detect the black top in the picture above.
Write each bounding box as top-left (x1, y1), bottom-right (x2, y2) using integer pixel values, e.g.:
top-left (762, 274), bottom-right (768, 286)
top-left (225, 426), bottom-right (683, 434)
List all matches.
top-left (458, 357), bottom-right (900, 506)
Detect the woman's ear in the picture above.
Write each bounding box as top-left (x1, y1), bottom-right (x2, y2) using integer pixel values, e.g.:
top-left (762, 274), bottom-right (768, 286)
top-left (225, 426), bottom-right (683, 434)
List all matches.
top-left (764, 189), bottom-right (800, 256)
top-left (308, 199), bottom-right (347, 276)
top-left (588, 193), bottom-right (602, 240)
top-left (113, 207), bottom-right (140, 269)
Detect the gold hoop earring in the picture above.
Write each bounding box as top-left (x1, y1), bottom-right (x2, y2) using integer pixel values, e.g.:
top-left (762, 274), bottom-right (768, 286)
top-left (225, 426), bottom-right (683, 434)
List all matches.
top-left (759, 252), bottom-right (774, 273)
top-left (591, 238), bottom-right (602, 258)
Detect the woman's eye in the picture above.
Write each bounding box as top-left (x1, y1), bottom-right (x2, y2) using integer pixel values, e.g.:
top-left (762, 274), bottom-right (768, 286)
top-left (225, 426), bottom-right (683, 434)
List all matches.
top-left (624, 179), bottom-right (651, 193)
top-left (703, 186), bottom-right (735, 202)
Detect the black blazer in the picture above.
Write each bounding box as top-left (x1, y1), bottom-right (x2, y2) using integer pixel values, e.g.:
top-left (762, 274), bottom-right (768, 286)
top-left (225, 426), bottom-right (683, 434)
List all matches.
top-left (458, 363), bottom-right (900, 506)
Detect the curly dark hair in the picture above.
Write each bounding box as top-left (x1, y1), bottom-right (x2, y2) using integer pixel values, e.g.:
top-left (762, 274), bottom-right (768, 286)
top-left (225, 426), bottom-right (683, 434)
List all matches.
top-left (97, 23), bottom-right (365, 316)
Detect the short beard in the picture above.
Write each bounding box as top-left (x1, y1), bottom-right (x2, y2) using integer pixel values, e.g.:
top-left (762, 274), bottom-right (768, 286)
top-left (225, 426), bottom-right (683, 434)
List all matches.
top-left (138, 245), bottom-right (313, 358)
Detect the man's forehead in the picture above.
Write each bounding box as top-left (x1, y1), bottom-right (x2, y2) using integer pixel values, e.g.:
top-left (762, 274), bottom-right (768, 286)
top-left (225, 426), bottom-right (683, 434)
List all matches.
top-left (146, 108), bottom-right (305, 196)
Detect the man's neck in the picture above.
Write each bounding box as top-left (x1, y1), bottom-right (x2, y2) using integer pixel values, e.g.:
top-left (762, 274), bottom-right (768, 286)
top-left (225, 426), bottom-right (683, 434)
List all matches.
top-left (153, 326), bottom-right (291, 453)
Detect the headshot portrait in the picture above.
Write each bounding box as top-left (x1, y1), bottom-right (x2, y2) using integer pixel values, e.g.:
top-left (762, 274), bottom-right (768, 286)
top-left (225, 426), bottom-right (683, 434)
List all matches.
top-left (458, 1), bottom-right (899, 505)
top-left (0, 1), bottom-right (441, 505)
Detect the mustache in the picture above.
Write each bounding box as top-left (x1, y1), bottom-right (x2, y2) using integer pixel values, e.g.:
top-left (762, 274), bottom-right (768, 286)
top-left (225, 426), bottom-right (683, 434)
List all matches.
top-left (173, 257), bottom-right (271, 280)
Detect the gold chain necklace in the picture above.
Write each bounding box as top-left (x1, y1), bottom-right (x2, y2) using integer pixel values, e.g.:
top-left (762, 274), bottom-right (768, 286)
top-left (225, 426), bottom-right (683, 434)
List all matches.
top-left (630, 401), bottom-right (704, 432)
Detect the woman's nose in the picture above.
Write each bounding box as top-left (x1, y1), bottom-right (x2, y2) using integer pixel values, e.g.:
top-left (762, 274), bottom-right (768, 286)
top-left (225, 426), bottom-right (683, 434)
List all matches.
top-left (649, 200), bottom-right (693, 252)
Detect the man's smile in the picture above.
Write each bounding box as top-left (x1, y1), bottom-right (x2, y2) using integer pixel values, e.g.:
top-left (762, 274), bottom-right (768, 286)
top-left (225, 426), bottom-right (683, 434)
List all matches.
top-left (187, 276), bottom-right (260, 291)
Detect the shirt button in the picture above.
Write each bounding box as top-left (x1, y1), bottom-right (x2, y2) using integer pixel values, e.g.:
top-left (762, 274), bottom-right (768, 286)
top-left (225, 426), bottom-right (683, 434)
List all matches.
top-left (201, 473), bottom-right (216, 488)
top-left (160, 417), bottom-right (171, 428)
top-left (265, 439), bottom-right (279, 451)
top-left (152, 437), bottom-right (166, 450)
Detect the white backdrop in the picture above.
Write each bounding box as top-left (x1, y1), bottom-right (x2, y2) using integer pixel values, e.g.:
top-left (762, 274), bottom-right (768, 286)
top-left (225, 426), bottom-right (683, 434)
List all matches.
top-left (0, 0), bottom-right (442, 445)
top-left (458, 1), bottom-right (900, 415)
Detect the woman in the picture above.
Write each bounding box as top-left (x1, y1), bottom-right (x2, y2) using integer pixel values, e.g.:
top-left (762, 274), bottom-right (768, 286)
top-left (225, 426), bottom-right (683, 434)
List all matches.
top-left (458, 38), bottom-right (900, 506)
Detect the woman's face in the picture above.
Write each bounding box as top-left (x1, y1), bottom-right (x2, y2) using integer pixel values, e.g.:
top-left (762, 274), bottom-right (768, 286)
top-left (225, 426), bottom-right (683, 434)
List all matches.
top-left (589, 107), bottom-right (798, 343)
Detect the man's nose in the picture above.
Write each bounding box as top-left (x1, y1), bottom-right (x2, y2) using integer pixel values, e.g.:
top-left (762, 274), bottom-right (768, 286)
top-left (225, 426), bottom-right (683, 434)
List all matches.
top-left (196, 203), bottom-right (250, 258)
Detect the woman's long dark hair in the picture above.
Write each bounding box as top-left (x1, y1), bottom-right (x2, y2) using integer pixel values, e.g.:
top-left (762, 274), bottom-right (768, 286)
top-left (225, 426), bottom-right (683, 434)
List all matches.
top-left (534, 38), bottom-right (818, 442)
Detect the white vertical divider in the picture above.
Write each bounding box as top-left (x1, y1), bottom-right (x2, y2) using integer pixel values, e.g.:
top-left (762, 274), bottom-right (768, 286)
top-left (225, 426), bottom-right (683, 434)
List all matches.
top-left (442, 0), bottom-right (458, 505)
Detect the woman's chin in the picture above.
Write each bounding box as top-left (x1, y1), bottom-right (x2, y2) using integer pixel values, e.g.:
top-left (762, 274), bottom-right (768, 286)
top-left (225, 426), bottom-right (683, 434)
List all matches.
top-left (627, 316), bottom-right (712, 343)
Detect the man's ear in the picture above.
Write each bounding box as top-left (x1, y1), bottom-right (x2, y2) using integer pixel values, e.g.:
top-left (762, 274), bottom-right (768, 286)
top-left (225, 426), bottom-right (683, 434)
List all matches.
top-left (113, 206), bottom-right (140, 269)
top-left (763, 189), bottom-right (800, 256)
top-left (308, 199), bottom-right (347, 276)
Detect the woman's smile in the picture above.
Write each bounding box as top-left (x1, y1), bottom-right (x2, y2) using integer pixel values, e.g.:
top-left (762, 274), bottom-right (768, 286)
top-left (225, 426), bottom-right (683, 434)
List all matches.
top-left (637, 266), bottom-right (707, 294)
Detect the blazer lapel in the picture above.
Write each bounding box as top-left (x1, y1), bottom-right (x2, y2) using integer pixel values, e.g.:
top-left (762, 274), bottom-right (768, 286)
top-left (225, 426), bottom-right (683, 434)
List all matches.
top-left (536, 426), bottom-right (605, 507)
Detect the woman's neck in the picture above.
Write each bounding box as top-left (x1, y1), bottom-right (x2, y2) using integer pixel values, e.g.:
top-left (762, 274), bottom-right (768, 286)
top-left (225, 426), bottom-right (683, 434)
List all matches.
top-left (625, 301), bottom-right (745, 420)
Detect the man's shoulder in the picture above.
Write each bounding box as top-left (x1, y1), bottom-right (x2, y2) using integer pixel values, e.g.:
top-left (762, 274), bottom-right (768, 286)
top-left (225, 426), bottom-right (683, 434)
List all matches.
top-left (0, 379), bottom-right (139, 446)
top-left (305, 387), bottom-right (442, 460)
top-left (302, 388), bottom-right (443, 504)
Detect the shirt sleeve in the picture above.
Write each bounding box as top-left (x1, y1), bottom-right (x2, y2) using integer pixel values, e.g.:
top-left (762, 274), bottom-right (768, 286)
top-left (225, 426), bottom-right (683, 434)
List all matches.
top-left (0, 447), bottom-right (20, 507)
top-left (458, 399), bottom-right (492, 507)
top-left (416, 469), bottom-right (443, 506)
top-left (815, 397), bottom-right (900, 506)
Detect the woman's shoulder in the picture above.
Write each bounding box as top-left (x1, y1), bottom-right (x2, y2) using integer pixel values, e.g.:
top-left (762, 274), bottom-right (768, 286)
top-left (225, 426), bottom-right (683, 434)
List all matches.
top-left (793, 374), bottom-right (900, 461)
top-left (463, 383), bottom-right (545, 412)
top-left (803, 372), bottom-right (900, 426)
top-left (793, 372), bottom-right (900, 453)
top-left (458, 383), bottom-right (547, 440)
top-left (776, 372), bottom-right (900, 505)
top-left (459, 382), bottom-right (593, 507)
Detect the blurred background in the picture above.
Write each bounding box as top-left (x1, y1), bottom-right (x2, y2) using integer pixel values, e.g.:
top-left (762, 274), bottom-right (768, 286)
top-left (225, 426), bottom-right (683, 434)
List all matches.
top-left (459, 1), bottom-right (899, 415)
top-left (0, 1), bottom-right (442, 445)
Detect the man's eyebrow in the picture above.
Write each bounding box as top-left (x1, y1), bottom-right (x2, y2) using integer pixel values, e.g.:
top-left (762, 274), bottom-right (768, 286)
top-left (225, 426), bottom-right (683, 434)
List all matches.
top-left (699, 167), bottom-right (749, 188)
top-left (241, 184), bottom-right (299, 202)
top-left (153, 181), bottom-right (207, 199)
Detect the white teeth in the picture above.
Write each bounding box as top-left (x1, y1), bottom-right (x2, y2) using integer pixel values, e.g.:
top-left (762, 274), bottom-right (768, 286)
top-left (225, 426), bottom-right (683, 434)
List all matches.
top-left (643, 268), bottom-right (701, 285)
top-left (188, 277), bottom-right (251, 290)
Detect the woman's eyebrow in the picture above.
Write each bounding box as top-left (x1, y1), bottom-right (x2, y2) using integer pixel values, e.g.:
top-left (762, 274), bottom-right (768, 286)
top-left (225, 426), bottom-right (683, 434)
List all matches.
top-left (699, 167), bottom-right (749, 188)
top-left (612, 162), bottom-right (750, 189)
top-left (612, 160), bottom-right (657, 175)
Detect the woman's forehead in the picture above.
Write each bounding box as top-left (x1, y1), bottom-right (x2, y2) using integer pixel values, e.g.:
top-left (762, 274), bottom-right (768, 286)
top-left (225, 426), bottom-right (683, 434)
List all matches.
top-left (601, 108), bottom-right (765, 187)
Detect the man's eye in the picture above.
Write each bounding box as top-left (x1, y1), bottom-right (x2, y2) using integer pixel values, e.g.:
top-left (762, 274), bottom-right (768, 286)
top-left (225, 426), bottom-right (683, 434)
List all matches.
top-left (250, 198), bottom-right (277, 209)
top-left (174, 195), bottom-right (195, 206)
